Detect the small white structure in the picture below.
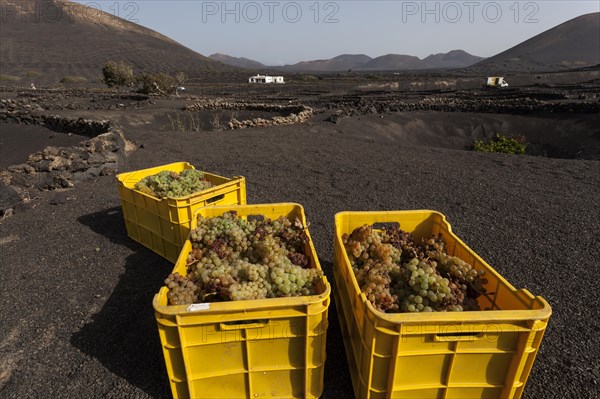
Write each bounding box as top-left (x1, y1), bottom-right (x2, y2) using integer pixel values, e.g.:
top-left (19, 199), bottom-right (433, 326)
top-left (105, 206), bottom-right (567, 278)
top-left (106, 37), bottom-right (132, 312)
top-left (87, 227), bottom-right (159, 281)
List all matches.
top-left (248, 75), bottom-right (285, 84)
top-left (485, 77), bottom-right (509, 87)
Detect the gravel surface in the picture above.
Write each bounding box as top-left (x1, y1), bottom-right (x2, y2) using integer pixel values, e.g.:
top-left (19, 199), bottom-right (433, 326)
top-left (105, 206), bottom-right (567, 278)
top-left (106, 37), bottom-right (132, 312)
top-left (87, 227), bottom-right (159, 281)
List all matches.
top-left (1, 119), bottom-right (599, 398)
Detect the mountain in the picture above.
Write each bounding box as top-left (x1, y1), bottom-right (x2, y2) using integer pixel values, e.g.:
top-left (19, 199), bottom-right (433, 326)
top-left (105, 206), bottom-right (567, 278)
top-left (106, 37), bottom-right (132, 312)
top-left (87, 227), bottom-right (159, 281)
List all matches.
top-left (277, 51), bottom-right (483, 72)
top-left (333, 54), bottom-right (373, 65)
top-left (282, 54), bottom-right (372, 72)
top-left (359, 54), bottom-right (430, 71)
top-left (209, 53), bottom-right (266, 69)
top-left (0, 0), bottom-right (232, 83)
top-left (424, 50), bottom-right (485, 69)
top-left (473, 12), bottom-right (600, 71)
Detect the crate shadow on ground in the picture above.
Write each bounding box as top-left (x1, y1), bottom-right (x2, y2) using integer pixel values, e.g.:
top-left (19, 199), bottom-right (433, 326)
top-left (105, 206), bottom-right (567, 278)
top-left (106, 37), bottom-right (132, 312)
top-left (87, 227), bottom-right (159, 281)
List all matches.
top-left (320, 260), bottom-right (354, 399)
top-left (72, 207), bottom-right (173, 398)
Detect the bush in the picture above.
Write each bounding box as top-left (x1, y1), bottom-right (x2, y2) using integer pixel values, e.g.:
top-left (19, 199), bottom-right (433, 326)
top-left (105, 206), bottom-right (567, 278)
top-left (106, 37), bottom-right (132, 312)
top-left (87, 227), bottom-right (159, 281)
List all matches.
top-left (0, 75), bottom-right (21, 82)
top-left (473, 134), bottom-right (526, 155)
top-left (366, 73), bottom-right (384, 81)
top-left (102, 61), bottom-right (134, 88)
top-left (25, 71), bottom-right (42, 78)
top-left (297, 74), bottom-right (319, 82)
top-left (164, 111), bottom-right (202, 132)
top-left (60, 76), bottom-right (88, 83)
top-left (175, 71), bottom-right (187, 86)
top-left (137, 73), bottom-right (176, 95)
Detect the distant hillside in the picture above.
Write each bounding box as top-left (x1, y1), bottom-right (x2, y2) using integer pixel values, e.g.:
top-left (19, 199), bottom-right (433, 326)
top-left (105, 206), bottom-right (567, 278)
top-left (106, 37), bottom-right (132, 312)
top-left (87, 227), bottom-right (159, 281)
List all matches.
top-left (424, 50), bottom-right (485, 69)
top-left (276, 51), bottom-right (482, 72)
top-left (282, 54), bottom-right (372, 72)
top-left (359, 54), bottom-right (429, 71)
top-left (209, 53), bottom-right (265, 69)
top-left (0, 0), bottom-right (233, 83)
top-left (473, 12), bottom-right (600, 72)
top-left (334, 54), bottom-right (373, 66)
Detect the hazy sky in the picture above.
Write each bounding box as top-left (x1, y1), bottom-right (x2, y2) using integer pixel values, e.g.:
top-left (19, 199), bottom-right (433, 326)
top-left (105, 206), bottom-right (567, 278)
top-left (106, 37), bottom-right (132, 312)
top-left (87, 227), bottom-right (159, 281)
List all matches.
top-left (71, 1), bottom-right (599, 65)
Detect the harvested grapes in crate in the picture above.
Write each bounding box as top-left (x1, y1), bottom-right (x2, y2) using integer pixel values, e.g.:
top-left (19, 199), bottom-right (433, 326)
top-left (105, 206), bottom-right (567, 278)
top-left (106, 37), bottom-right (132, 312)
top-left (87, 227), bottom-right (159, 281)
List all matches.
top-left (134, 169), bottom-right (214, 198)
top-left (342, 223), bottom-right (488, 313)
top-left (117, 162), bottom-right (247, 263)
top-left (334, 211), bottom-right (551, 398)
top-left (164, 211), bottom-right (323, 305)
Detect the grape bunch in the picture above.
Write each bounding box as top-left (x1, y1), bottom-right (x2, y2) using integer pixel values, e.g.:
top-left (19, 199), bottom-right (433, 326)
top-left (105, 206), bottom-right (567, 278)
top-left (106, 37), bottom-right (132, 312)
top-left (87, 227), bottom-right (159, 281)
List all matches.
top-left (164, 272), bottom-right (199, 305)
top-left (135, 169), bottom-right (214, 198)
top-left (164, 211), bottom-right (322, 305)
top-left (342, 224), bottom-right (488, 313)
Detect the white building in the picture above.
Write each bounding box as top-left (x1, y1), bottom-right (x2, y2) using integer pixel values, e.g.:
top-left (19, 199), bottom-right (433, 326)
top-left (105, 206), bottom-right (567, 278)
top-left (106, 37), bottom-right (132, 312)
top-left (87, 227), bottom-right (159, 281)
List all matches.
top-left (248, 75), bottom-right (285, 84)
top-left (485, 77), bottom-right (509, 87)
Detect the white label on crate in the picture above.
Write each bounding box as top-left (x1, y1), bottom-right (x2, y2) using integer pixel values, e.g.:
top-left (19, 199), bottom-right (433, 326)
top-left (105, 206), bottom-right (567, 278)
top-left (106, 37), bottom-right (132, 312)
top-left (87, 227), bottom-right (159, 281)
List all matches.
top-left (188, 303), bottom-right (210, 312)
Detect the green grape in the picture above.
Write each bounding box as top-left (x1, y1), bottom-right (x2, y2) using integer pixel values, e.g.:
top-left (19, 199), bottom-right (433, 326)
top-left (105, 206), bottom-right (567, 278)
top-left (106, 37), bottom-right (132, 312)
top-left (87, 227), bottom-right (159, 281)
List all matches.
top-left (165, 212), bottom-right (322, 304)
top-left (135, 169), bottom-right (214, 198)
top-left (343, 224), bottom-right (488, 313)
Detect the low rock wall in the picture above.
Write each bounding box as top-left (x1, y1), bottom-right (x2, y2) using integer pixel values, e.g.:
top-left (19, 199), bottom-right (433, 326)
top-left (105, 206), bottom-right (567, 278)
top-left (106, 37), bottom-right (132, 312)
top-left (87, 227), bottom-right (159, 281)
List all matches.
top-left (183, 99), bottom-right (314, 129)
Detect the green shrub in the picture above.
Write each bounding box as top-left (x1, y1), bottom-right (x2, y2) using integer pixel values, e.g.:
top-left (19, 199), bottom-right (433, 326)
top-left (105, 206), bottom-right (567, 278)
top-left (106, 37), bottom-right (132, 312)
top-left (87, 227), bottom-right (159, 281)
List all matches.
top-left (102, 61), bottom-right (134, 88)
top-left (0, 75), bottom-right (21, 82)
top-left (25, 71), bottom-right (42, 78)
top-left (366, 73), bottom-right (383, 81)
top-left (60, 76), bottom-right (88, 83)
top-left (137, 73), bottom-right (176, 95)
top-left (298, 74), bottom-right (319, 81)
top-left (473, 134), bottom-right (526, 155)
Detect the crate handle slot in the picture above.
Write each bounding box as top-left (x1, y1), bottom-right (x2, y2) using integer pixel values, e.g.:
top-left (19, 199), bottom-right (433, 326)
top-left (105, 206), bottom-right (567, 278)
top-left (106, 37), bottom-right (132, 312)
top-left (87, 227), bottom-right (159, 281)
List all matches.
top-left (372, 222), bottom-right (400, 230)
top-left (247, 214), bottom-right (265, 222)
top-left (433, 332), bottom-right (483, 342)
top-left (206, 194), bottom-right (225, 204)
top-left (220, 320), bottom-right (269, 330)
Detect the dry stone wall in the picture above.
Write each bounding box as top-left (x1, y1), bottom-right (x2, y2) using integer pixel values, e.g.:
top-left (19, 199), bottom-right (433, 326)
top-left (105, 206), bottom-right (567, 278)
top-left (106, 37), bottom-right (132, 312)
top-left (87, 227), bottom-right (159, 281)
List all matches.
top-left (1, 130), bottom-right (127, 194)
top-left (1, 106), bottom-right (129, 214)
top-left (183, 99), bottom-right (314, 129)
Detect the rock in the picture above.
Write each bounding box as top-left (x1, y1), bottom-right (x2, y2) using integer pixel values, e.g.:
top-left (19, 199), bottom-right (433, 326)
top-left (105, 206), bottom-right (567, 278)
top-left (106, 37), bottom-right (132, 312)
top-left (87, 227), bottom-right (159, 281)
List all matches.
top-left (70, 159), bottom-right (89, 172)
top-left (49, 157), bottom-right (71, 171)
top-left (92, 139), bottom-right (105, 153)
top-left (43, 146), bottom-right (61, 157)
top-left (28, 153), bottom-right (44, 163)
top-left (327, 111), bottom-right (345, 124)
top-left (86, 167), bottom-right (101, 178)
top-left (99, 163), bottom-right (118, 176)
top-left (73, 172), bottom-right (90, 182)
top-left (34, 173), bottom-right (55, 190)
top-left (50, 191), bottom-right (69, 205)
top-left (87, 153), bottom-right (106, 166)
top-left (10, 173), bottom-right (36, 188)
top-left (51, 172), bottom-right (73, 189)
top-left (7, 163), bottom-right (36, 174)
top-left (104, 142), bottom-right (119, 153)
top-left (0, 182), bottom-right (21, 214)
top-left (32, 159), bottom-right (52, 172)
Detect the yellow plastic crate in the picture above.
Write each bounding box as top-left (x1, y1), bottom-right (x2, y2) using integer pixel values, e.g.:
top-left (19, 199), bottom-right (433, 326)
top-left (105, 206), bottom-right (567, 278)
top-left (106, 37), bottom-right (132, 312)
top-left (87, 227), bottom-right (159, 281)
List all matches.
top-left (154, 203), bottom-right (331, 399)
top-left (333, 210), bottom-right (552, 399)
top-left (117, 162), bottom-right (246, 263)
